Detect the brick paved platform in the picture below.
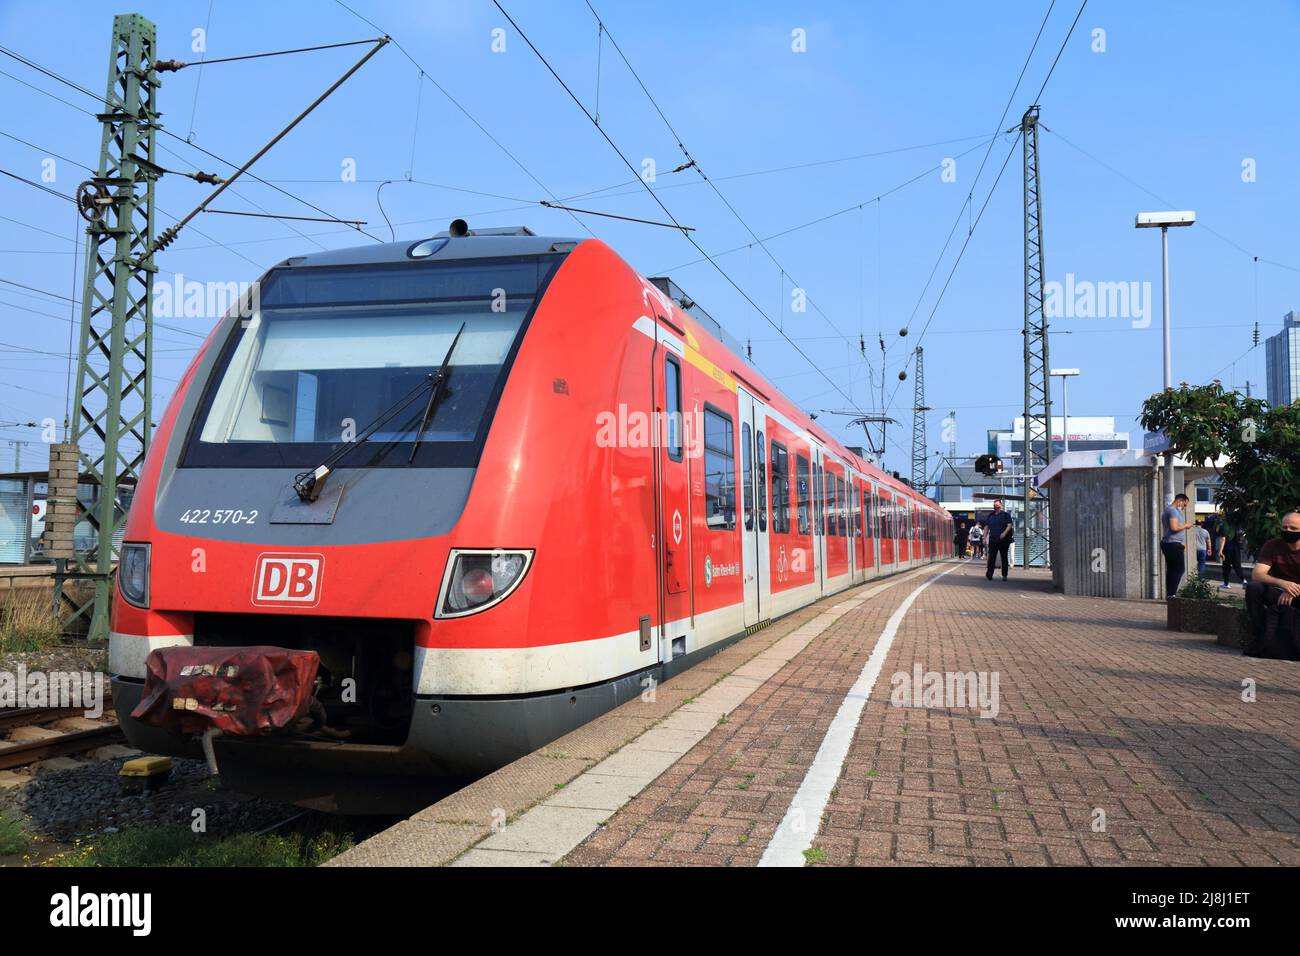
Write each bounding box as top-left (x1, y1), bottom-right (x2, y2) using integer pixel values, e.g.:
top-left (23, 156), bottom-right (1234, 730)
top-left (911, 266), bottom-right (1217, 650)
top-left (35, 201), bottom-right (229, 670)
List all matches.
top-left (566, 563), bottom-right (1300, 866)
top-left (337, 560), bottom-right (1300, 867)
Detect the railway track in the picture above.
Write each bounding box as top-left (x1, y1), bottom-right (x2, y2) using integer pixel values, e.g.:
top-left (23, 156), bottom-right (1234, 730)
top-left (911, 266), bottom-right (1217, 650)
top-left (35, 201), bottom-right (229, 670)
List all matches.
top-left (0, 700), bottom-right (123, 771)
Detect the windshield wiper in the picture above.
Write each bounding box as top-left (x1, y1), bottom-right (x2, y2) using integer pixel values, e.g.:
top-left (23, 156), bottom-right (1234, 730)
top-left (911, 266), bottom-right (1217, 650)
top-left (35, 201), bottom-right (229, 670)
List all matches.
top-left (291, 322), bottom-right (467, 502)
top-left (407, 321), bottom-right (465, 463)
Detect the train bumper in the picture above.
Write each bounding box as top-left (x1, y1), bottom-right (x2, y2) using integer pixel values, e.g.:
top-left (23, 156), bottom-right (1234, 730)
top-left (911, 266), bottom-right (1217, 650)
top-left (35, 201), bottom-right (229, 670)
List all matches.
top-left (111, 665), bottom-right (652, 813)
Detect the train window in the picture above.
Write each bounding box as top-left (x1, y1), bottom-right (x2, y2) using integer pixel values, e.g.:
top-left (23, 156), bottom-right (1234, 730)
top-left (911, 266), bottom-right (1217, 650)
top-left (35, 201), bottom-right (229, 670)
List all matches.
top-left (185, 253), bottom-right (565, 469)
top-left (770, 440), bottom-right (789, 534)
top-left (855, 485), bottom-right (863, 537)
top-left (742, 423), bottom-right (754, 531)
top-left (665, 355), bottom-right (683, 462)
top-left (837, 477), bottom-right (847, 537)
top-left (863, 490), bottom-right (871, 538)
top-left (795, 454), bottom-right (811, 535)
top-left (703, 407), bottom-right (736, 531)
top-left (757, 429), bottom-right (767, 532)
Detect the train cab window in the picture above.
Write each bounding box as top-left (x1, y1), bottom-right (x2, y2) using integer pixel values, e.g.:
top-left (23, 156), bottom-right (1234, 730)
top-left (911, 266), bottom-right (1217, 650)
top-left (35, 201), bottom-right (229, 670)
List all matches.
top-left (665, 355), bottom-right (683, 462)
top-left (795, 454), bottom-right (811, 535)
top-left (185, 254), bottom-right (564, 469)
top-left (770, 440), bottom-right (789, 534)
top-left (741, 422), bottom-right (754, 531)
top-left (757, 430), bottom-right (768, 532)
top-left (703, 407), bottom-right (736, 531)
top-left (837, 477), bottom-right (847, 536)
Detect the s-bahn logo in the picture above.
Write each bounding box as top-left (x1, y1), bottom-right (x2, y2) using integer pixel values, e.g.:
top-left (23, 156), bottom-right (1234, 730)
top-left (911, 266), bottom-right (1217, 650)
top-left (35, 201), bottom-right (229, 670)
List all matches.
top-left (252, 553), bottom-right (324, 607)
top-left (704, 556), bottom-right (739, 588)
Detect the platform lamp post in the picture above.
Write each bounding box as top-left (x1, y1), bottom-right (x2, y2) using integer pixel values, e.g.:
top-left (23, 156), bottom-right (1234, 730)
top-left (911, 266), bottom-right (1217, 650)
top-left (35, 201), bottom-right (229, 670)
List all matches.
top-left (1135, 210), bottom-right (1195, 506)
top-left (1050, 368), bottom-right (1079, 454)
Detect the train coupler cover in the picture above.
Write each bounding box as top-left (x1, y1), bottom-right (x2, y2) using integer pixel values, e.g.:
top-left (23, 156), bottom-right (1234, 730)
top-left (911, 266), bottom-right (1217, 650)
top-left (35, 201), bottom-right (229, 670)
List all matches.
top-left (131, 645), bottom-right (320, 737)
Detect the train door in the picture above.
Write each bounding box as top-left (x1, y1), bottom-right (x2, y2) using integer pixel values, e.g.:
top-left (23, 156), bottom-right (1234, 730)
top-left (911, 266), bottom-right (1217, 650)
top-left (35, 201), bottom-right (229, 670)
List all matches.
top-left (847, 473), bottom-right (858, 581)
top-left (867, 481), bottom-right (881, 573)
top-left (656, 344), bottom-right (691, 658)
top-left (858, 478), bottom-right (874, 578)
top-left (879, 487), bottom-right (895, 567)
top-left (737, 389), bottom-right (769, 628)
top-left (811, 445), bottom-right (827, 596)
top-left (898, 499), bottom-right (911, 565)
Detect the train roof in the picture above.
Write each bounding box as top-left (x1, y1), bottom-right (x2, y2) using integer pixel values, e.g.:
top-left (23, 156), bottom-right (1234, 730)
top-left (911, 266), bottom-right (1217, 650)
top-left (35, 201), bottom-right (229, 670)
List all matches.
top-left (262, 227), bottom-right (938, 510)
top-left (271, 225), bottom-right (582, 269)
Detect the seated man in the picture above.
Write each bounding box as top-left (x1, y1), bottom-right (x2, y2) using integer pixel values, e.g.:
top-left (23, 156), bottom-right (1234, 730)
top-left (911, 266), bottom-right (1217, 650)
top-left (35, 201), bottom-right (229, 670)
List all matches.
top-left (1245, 512), bottom-right (1300, 658)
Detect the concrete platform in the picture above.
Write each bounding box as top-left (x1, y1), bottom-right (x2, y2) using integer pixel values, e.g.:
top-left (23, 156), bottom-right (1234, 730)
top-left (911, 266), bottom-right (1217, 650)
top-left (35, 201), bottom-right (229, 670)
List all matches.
top-left (332, 561), bottom-right (1300, 867)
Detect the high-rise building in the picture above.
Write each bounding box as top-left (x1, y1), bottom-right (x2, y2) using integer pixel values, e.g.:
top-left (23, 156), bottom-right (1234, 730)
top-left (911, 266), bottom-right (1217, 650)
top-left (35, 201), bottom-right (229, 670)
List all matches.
top-left (1265, 311), bottom-right (1300, 408)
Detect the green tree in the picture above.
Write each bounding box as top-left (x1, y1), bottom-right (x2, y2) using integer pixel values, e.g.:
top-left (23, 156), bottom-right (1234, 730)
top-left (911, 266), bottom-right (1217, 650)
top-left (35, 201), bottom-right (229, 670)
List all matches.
top-left (1140, 382), bottom-right (1300, 552)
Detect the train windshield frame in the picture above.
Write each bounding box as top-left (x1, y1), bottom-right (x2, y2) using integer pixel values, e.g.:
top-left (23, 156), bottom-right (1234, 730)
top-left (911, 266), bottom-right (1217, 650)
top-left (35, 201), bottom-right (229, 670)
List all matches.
top-left (180, 253), bottom-right (566, 470)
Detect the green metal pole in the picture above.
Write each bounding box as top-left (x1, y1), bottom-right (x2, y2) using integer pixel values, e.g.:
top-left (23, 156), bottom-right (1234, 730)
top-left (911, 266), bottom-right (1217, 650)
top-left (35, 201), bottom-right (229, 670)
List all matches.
top-left (70, 13), bottom-right (158, 642)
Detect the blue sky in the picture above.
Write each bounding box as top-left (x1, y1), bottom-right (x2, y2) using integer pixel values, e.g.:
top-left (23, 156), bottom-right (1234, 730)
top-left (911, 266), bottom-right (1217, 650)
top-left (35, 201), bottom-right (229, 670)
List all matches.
top-left (1, 0), bottom-right (1297, 478)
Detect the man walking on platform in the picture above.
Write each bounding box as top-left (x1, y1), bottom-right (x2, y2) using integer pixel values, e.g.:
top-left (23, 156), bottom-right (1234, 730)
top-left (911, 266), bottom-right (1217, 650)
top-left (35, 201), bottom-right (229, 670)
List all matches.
top-left (984, 499), bottom-right (1014, 581)
top-left (1161, 494), bottom-right (1193, 598)
top-left (1220, 519), bottom-right (1246, 590)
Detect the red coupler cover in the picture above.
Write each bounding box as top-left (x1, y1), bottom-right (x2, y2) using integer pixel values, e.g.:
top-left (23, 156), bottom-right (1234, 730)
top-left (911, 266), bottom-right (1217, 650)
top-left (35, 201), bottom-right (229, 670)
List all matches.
top-left (131, 645), bottom-right (319, 736)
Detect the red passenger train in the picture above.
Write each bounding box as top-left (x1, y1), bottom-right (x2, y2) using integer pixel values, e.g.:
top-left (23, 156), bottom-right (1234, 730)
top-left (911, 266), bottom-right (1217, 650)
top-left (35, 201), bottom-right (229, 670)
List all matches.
top-left (109, 223), bottom-right (953, 810)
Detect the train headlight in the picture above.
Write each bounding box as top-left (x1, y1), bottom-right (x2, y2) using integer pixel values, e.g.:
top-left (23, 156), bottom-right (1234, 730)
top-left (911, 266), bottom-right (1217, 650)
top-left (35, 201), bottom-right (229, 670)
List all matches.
top-left (119, 543), bottom-right (151, 608)
top-left (436, 549), bottom-right (533, 618)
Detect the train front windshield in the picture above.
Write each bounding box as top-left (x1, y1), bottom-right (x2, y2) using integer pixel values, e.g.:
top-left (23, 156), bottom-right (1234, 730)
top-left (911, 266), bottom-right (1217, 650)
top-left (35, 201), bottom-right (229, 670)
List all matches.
top-left (184, 254), bottom-right (563, 469)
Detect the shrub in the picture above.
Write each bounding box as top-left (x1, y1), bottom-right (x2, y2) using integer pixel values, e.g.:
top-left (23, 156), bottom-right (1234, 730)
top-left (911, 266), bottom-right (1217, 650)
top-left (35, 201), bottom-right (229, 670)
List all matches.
top-left (0, 590), bottom-right (61, 653)
top-left (0, 810), bottom-right (31, 856)
top-left (49, 825), bottom-right (354, 867)
top-left (1179, 576), bottom-right (1216, 601)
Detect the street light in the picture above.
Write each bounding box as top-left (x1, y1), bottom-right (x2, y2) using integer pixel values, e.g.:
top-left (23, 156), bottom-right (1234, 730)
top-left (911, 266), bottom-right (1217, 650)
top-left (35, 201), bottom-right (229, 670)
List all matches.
top-left (1050, 368), bottom-right (1080, 454)
top-left (1136, 209), bottom-right (1195, 504)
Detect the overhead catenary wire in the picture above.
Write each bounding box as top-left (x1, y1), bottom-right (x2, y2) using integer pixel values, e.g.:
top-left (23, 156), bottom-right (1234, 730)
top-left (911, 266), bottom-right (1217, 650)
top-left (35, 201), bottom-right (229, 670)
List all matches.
top-left (332, 0), bottom-right (599, 241)
top-left (491, 0), bottom-right (863, 413)
top-left (184, 0), bottom-right (215, 141)
top-left (890, 0), bottom-right (1061, 373)
top-left (0, 166), bottom-right (76, 203)
top-left (652, 135), bottom-right (997, 276)
top-left (880, 0), bottom-right (1088, 425)
top-left (202, 208), bottom-right (368, 226)
top-left (152, 37), bottom-right (391, 253)
top-left (1046, 128), bottom-right (1300, 277)
top-left (582, 0), bottom-right (879, 397)
top-left (538, 201), bottom-right (693, 230)
top-left (155, 37), bottom-right (385, 71)
top-left (0, 42), bottom-right (384, 246)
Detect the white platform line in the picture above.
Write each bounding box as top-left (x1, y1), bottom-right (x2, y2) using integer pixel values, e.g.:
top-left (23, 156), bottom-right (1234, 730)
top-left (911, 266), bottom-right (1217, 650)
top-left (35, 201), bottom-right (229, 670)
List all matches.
top-left (758, 563), bottom-right (958, 867)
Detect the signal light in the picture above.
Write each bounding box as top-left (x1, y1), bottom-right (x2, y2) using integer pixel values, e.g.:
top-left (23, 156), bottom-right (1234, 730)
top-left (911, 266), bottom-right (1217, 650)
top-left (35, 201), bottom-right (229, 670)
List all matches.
top-left (974, 454), bottom-right (1003, 477)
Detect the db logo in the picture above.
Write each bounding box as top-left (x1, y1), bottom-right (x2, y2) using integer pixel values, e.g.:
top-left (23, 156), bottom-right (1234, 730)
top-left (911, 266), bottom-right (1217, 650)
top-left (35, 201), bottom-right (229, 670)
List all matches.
top-left (252, 553), bottom-right (324, 607)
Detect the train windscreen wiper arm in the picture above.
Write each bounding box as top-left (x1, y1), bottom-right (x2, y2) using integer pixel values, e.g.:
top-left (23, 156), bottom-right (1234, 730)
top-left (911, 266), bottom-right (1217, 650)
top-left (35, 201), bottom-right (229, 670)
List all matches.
top-left (292, 372), bottom-right (435, 503)
top-left (407, 321), bottom-right (465, 463)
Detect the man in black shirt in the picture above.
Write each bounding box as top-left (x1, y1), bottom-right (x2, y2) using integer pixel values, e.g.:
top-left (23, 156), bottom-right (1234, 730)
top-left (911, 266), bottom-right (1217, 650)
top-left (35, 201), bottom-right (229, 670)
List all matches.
top-left (984, 499), bottom-right (1015, 580)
